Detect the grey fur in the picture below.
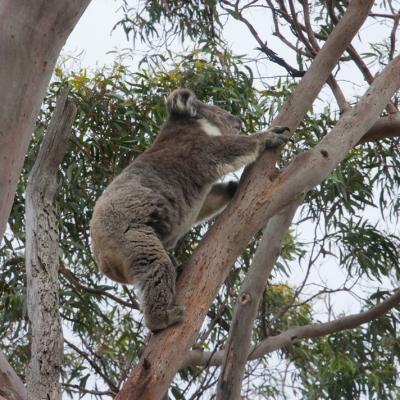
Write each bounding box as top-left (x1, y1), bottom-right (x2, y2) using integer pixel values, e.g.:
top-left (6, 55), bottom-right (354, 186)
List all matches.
top-left (90, 88), bottom-right (289, 331)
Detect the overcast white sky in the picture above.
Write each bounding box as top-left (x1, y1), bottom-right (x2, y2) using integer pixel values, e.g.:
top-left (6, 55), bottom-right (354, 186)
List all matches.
top-left (64, 0), bottom-right (124, 67)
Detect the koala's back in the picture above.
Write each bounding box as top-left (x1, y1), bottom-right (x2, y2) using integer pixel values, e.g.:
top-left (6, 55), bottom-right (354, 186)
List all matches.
top-left (90, 136), bottom-right (211, 282)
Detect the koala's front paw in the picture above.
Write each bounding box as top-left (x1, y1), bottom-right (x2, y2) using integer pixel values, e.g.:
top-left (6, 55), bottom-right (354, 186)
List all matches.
top-left (264, 126), bottom-right (290, 149)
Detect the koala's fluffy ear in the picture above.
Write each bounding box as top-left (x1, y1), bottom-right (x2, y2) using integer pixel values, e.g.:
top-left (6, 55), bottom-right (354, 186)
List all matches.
top-left (166, 89), bottom-right (198, 117)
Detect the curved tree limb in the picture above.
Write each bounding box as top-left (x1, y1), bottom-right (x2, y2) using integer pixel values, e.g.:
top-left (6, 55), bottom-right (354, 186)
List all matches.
top-left (25, 89), bottom-right (76, 400)
top-left (115, 2), bottom-right (375, 399)
top-left (183, 289), bottom-right (400, 367)
top-left (214, 54), bottom-right (400, 398)
top-left (215, 103), bottom-right (400, 397)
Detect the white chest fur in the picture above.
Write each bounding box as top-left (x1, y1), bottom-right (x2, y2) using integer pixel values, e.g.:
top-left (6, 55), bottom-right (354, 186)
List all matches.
top-left (199, 118), bottom-right (222, 136)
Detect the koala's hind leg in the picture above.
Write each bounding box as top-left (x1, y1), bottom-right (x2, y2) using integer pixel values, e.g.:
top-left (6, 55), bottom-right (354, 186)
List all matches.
top-left (125, 227), bottom-right (185, 332)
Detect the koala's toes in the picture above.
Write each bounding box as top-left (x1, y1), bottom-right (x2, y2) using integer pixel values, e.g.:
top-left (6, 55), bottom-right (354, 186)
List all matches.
top-left (167, 305), bottom-right (185, 325)
top-left (269, 125), bottom-right (290, 135)
top-left (146, 305), bottom-right (185, 332)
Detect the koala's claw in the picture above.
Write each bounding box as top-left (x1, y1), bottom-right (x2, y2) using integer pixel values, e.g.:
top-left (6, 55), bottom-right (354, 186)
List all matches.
top-left (263, 132), bottom-right (290, 149)
top-left (227, 181), bottom-right (239, 197)
top-left (268, 125), bottom-right (290, 135)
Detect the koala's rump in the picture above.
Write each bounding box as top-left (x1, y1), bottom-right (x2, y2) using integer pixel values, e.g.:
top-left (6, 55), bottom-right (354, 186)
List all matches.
top-left (90, 173), bottom-right (203, 282)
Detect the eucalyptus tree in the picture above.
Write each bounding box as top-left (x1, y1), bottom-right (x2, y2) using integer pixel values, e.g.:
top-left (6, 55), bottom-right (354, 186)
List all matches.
top-left (1, 1), bottom-right (400, 399)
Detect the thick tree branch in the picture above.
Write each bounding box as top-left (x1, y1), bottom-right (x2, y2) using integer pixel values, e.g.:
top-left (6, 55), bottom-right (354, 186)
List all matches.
top-left (216, 200), bottom-right (301, 400)
top-left (25, 89), bottom-right (76, 400)
top-left (115, 2), bottom-right (375, 399)
top-left (183, 289), bottom-right (400, 367)
top-left (0, 0), bottom-right (91, 243)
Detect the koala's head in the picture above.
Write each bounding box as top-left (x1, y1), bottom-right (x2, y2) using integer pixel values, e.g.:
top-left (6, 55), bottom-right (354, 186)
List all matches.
top-left (166, 89), bottom-right (242, 136)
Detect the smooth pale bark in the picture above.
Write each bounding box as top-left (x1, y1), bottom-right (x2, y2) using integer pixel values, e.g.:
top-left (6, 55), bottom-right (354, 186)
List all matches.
top-left (25, 90), bottom-right (76, 400)
top-left (184, 289), bottom-right (400, 367)
top-left (0, 0), bottom-right (91, 243)
top-left (216, 200), bottom-right (301, 400)
top-left (115, 2), bottom-right (374, 399)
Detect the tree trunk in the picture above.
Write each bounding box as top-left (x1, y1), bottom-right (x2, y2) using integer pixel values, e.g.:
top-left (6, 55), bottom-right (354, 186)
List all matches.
top-left (0, 0), bottom-right (90, 243)
top-left (25, 89), bottom-right (77, 400)
top-left (115, 1), bottom-right (375, 399)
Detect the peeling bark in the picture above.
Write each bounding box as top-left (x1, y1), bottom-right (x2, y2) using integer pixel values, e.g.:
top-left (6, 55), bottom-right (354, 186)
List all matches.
top-left (115, 2), bottom-right (375, 399)
top-left (25, 89), bottom-right (77, 400)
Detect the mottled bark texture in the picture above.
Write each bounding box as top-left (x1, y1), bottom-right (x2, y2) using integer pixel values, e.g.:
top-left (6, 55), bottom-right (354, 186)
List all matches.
top-left (25, 90), bottom-right (77, 400)
top-left (0, 0), bottom-right (90, 242)
top-left (115, 1), bottom-right (376, 399)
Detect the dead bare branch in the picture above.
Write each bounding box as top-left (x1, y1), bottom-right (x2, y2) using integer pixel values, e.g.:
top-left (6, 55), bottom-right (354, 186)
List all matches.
top-left (25, 88), bottom-right (76, 400)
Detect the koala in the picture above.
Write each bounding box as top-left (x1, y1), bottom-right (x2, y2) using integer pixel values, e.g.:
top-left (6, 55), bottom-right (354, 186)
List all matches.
top-left (90, 89), bottom-right (289, 332)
